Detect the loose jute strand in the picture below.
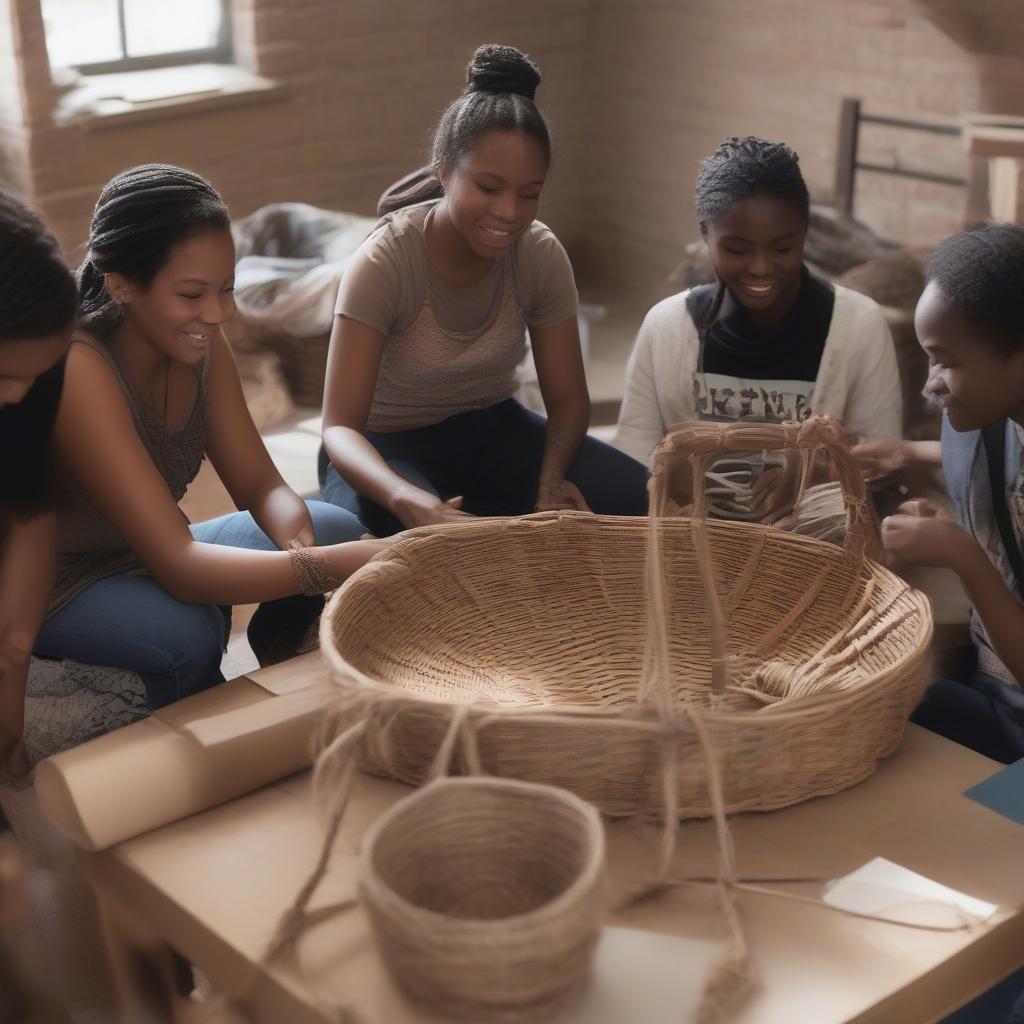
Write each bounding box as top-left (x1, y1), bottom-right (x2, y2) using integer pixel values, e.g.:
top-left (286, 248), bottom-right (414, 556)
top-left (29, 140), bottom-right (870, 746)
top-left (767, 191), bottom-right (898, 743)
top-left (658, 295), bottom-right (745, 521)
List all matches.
top-left (640, 439), bottom-right (754, 1023)
top-left (262, 416), bottom-right (931, 1022)
top-left (635, 417), bottom-right (881, 1021)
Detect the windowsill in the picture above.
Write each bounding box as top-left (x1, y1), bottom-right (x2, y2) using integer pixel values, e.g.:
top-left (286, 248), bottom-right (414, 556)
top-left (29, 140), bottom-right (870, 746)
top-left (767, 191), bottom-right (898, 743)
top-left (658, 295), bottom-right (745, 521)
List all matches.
top-left (53, 63), bottom-right (286, 129)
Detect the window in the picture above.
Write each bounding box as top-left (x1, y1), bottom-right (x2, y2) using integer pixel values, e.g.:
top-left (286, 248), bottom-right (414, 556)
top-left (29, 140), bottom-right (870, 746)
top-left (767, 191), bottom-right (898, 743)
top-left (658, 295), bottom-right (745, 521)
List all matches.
top-left (41, 0), bottom-right (231, 74)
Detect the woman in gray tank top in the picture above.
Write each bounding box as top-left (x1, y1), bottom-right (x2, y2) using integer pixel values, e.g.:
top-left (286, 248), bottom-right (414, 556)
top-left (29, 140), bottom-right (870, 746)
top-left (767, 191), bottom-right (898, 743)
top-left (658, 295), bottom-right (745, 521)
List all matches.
top-left (31, 166), bottom-right (386, 713)
top-left (319, 45), bottom-right (648, 537)
top-left (0, 193), bottom-right (77, 780)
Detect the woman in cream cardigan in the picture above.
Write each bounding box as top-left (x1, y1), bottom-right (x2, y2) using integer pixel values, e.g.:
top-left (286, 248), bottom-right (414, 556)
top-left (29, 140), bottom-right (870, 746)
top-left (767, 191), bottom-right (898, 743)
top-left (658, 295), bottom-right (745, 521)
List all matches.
top-left (615, 137), bottom-right (901, 519)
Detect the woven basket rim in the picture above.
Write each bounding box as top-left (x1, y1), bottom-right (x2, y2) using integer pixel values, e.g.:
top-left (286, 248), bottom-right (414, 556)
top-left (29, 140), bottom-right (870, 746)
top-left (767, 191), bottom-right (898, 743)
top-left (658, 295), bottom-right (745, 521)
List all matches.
top-left (321, 512), bottom-right (933, 720)
top-left (359, 776), bottom-right (606, 931)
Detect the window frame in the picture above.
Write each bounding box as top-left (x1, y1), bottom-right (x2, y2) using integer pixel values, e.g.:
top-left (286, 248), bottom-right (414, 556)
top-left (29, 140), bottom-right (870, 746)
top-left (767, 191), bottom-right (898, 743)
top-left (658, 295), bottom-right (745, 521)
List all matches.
top-left (59, 0), bottom-right (232, 75)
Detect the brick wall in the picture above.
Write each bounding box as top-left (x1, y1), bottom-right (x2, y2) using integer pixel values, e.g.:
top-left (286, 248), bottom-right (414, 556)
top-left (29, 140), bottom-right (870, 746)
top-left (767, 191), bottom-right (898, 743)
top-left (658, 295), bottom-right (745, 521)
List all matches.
top-left (577, 0), bottom-right (1024, 296)
top-left (12, 0), bottom-right (590, 256)
top-left (5, 0), bottom-right (1024, 295)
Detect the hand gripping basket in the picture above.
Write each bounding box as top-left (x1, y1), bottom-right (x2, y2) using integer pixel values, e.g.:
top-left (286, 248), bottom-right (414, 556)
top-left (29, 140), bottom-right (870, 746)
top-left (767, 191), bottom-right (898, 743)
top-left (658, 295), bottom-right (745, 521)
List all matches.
top-left (320, 417), bottom-right (933, 820)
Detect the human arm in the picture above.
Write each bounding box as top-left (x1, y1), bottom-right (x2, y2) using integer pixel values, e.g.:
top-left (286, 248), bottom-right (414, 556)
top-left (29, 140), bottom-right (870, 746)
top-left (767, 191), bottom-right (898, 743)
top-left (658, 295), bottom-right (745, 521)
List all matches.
top-left (613, 310), bottom-right (673, 468)
top-left (851, 438), bottom-right (942, 482)
top-left (881, 499), bottom-right (1024, 684)
top-left (530, 315), bottom-right (592, 512)
top-left (205, 332), bottom-right (315, 548)
top-left (0, 512), bottom-right (54, 777)
top-left (755, 437), bottom-right (940, 523)
top-left (56, 344), bottom-right (382, 605)
top-left (320, 314), bottom-right (469, 529)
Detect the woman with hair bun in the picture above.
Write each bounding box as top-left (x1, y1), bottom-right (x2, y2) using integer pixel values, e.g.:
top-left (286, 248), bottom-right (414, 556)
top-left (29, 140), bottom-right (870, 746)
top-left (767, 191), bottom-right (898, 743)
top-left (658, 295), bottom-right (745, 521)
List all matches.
top-left (0, 192), bottom-right (77, 777)
top-left (33, 164), bottom-right (384, 712)
top-left (320, 44), bottom-right (649, 536)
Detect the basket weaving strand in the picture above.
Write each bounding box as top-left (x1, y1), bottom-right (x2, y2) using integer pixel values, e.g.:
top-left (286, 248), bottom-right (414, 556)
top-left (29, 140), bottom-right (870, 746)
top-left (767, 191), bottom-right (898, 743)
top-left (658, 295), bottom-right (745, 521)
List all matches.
top-left (288, 415), bottom-right (932, 1020)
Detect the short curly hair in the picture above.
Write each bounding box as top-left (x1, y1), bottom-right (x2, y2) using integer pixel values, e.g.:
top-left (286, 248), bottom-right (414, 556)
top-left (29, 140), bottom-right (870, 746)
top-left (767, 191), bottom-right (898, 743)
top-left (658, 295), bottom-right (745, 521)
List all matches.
top-left (695, 136), bottom-right (810, 229)
top-left (926, 223), bottom-right (1024, 356)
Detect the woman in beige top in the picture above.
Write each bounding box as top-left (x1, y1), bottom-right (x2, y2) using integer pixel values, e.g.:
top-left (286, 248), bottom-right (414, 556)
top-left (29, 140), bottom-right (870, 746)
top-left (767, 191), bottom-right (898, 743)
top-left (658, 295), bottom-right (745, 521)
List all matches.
top-left (319, 44), bottom-right (649, 536)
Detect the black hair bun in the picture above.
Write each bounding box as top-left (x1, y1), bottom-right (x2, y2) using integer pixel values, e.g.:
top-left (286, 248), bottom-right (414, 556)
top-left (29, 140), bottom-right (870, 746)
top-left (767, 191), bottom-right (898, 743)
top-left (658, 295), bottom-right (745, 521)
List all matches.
top-left (465, 44), bottom-right (541, 101)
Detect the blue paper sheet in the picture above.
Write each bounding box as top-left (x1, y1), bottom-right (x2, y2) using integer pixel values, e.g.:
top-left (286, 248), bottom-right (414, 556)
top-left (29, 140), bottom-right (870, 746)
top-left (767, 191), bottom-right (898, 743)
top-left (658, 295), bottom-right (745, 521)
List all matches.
top-left (964, 757), bottom-right (1024, 826)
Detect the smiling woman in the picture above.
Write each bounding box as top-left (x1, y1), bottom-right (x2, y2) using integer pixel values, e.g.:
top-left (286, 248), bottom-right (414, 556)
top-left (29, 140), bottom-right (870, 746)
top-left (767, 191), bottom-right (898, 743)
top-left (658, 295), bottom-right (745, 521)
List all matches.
top-left (31, 164), bottom-right (385, 715)
top-left (614, 136), bottom-right (903, 522)
top-left (318, 44), bottom-right (649, 537)
top-left (870, 224), bottom-right (1024, 767)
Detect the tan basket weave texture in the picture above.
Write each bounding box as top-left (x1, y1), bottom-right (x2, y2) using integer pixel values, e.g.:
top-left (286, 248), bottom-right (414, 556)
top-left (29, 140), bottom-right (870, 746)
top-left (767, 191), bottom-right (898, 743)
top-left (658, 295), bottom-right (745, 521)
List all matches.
top-left (321, 417), bottom-right (932, 819)
top-left (359, 776), bottom-right (607, 1020)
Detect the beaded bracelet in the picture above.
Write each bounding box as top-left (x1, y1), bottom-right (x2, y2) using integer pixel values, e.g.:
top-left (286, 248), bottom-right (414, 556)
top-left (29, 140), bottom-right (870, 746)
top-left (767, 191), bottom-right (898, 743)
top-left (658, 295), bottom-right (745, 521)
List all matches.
top-left (287, 538), bottom-right (343, 596)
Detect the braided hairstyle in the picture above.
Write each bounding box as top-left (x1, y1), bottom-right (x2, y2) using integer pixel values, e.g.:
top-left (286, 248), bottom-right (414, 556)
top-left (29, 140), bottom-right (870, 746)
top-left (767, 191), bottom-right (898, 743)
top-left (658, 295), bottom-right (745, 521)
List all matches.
top-left (79, 163), bottom-right (229, 337)
top-left (693, 137), bottom-right (810, 334)
top-left (0, 192), bottom-right (77, 522)
top-left (925, 223), bottom-right (1024, 355)
top-left (431, 44), bottom-right (551, 177)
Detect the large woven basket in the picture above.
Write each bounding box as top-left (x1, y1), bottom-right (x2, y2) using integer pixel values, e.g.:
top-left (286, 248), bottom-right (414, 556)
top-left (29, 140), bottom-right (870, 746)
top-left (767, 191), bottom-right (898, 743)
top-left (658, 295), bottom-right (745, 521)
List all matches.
top-left (360, 776), bottom-right (607, 1020)
top-left (321, 417), bottom-right (933, 819)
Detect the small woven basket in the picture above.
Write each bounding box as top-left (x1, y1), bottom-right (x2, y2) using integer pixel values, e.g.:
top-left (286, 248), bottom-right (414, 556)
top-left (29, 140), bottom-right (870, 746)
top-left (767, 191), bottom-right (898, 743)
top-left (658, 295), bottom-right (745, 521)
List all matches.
top-left (359, 776), bottom-right (608, 1020)
top-left (321, 417), bottom-right (932, 819)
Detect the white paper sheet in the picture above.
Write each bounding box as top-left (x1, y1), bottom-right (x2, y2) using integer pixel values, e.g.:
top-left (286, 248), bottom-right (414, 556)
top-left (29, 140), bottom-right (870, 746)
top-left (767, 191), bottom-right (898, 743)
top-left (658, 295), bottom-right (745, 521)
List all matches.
top-left (823, 856), bottom-right (998, 924)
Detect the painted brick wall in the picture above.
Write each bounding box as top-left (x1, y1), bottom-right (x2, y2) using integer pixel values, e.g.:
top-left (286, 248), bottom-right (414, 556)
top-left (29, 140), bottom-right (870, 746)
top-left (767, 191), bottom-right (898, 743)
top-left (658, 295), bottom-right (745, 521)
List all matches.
top-left (577, 0), bottom-right (1024, 296)
top-left (13, 0), bottom-right (590, 255)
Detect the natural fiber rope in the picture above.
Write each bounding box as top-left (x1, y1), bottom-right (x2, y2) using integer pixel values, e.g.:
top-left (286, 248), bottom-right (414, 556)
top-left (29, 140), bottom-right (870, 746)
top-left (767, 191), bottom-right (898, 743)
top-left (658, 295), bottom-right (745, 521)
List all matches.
top-left (636, 417), bottom-right (880, 1022)
top-left (259, 415), bottom-right (934, 1022)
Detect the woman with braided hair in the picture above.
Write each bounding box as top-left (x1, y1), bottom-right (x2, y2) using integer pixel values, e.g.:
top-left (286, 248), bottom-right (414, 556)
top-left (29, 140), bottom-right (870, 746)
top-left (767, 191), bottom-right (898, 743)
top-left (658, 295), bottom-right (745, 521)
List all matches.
top-left (33, 164), bottom-right (385, 710)
top-left (319, 44), bottom-right (649, 536)
top-left (862, 223), bottom-right (1024, 766)
top-left (615, 136), bottom-right (901, 520)
top-left (0, 193), bottom-right (77, 778)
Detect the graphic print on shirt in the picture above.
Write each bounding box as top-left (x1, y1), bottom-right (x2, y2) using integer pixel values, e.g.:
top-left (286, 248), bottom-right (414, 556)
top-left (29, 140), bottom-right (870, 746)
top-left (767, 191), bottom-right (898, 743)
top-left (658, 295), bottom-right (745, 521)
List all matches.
top-left (695, 372), bottom-right (814, 424)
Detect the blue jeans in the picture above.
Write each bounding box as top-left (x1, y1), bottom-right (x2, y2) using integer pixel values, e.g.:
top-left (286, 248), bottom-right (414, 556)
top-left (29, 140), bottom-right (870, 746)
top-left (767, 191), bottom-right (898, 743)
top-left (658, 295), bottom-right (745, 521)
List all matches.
top-left (34, 500), bottom-right (363, 709)
top-left (319, 399), bottom-right (650, 536)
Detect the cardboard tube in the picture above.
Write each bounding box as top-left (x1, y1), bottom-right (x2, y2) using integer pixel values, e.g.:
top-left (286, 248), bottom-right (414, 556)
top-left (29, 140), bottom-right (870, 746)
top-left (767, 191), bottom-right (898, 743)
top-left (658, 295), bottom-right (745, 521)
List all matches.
top-left (36, 656), bottom-right (336, 852)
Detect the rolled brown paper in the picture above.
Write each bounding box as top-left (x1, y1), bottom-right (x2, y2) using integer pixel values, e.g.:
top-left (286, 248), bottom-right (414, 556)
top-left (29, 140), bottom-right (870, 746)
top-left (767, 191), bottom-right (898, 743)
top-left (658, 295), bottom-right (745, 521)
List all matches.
top-left (35, 654), bottom-right (334, 852)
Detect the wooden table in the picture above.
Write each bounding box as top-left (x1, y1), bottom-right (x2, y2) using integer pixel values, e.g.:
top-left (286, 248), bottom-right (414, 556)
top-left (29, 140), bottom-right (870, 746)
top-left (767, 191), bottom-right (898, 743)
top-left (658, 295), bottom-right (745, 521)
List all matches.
top-left (82, 726), bottom-right (1024, 1024)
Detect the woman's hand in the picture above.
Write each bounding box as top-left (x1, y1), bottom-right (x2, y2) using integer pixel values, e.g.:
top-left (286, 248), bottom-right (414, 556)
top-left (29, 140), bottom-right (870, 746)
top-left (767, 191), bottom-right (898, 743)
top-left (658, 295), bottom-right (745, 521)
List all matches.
top-left (321, 538), bottom-right (395, 582)
top-left (535, 479), bottom-right (591, 513)
top-left (880, 499), bottom-right (978, 571)
top-left (392, 487), bottom-right (472, 530)
top-left (851, 437), bottom-right (913, 480)
top-left (851, 438), bottom-right (942, 484)
top-left (750, 453), bottom-right (801, 522)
